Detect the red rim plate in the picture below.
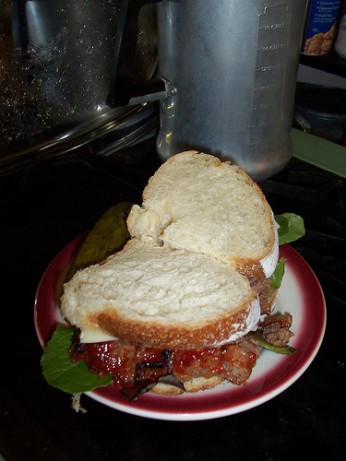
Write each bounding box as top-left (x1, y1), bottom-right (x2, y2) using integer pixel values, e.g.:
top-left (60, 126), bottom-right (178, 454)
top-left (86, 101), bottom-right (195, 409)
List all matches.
top-left (34, 236), bottom-right (326, 421)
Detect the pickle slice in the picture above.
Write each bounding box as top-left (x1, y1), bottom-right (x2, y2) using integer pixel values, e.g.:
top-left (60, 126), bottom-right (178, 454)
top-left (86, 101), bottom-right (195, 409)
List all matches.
top-left (66, 202), bottom-right (133, 281)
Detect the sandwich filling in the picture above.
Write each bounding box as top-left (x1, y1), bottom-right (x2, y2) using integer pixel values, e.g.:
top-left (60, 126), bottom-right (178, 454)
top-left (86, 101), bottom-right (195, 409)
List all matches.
top-left (69, 312), bottom-right (293, 400)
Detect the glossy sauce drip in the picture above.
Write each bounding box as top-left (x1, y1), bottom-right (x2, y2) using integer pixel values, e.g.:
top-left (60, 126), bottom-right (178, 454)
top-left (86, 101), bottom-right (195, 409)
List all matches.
top-left (70, 339), bottom-right (259, 392)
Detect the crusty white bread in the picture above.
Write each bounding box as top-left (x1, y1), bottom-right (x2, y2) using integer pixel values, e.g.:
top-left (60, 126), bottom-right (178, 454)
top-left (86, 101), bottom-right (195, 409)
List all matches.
top-left (60, 152), bottom-right (279, 395)
top-left (61, 239), bottom-right (260, 350)
top-left (127, 151), bottom-right (278, 279)
top-left (152, 376), bottom-right (225, 395)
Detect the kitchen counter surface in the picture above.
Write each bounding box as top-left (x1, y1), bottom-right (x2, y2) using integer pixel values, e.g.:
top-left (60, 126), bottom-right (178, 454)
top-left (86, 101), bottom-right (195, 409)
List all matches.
top-left (0, 140), bottom-right (345, 461)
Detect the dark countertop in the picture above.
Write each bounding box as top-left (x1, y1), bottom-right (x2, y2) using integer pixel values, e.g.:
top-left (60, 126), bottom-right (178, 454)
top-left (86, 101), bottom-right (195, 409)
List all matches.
top-left (0, 140), bottom-right (345, 461)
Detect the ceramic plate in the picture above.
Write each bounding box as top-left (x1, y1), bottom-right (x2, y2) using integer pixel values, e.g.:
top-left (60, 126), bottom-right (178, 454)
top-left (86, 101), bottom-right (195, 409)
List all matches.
top-left (35, 236), bottom-right (326, 421)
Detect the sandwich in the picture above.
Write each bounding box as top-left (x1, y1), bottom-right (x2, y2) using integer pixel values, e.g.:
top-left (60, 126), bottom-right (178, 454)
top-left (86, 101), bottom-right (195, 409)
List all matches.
top-left (42, 151), bottom-right (304, 401)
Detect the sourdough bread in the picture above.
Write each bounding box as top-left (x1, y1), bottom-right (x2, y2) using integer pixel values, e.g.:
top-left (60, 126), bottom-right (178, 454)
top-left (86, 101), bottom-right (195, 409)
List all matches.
top-left (152, 376), bottom-right (225, 395)
top-left (127, 151), bottom-right (278, 279)
top-left (61, 239), bottom-right (260, 350)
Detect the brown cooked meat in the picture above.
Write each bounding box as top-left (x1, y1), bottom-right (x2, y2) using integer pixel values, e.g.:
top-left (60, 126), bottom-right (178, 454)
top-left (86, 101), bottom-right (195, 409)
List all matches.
top-left (258, 312), bottom-right (293, 347)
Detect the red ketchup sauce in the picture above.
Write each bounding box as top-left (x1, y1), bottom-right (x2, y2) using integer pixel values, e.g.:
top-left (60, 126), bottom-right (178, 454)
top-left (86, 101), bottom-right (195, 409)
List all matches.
top-left (70, 339), bottom-right (258, 392)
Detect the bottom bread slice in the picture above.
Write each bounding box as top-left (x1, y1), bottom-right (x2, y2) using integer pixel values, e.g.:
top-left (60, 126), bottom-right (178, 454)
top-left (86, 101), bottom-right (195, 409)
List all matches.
top-left (152, 376), bottom-right (225, 395)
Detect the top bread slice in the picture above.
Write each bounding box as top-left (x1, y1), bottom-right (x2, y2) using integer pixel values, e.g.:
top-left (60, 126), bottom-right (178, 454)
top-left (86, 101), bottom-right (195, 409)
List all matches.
top-left (60, 239), bottom-right (260, 350)
top-left (127, 151), bottom-right (278, 279)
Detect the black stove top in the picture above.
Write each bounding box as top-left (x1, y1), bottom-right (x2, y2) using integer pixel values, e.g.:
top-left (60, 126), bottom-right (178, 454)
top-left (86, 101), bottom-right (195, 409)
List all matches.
top-left (1, 140), bottom-right (345, 461)
top-left (261, 158), bottom-right (346, 308)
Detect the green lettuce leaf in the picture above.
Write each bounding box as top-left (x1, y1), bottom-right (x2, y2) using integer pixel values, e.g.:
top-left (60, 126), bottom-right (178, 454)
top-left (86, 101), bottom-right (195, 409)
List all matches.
top-left (275, 213), bottom-right (305, 245)
top-left (41, 325), bottom-right (112, 394)
top-left (270, 259), bottom-right (286, 289)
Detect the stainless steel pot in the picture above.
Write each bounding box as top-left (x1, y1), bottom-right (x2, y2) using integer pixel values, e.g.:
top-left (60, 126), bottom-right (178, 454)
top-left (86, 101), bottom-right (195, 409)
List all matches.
top-left (0, 0), bottom-right (158, 173)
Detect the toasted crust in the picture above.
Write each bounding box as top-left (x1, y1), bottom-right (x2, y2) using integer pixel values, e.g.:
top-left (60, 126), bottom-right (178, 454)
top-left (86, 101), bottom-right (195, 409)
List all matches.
top-left (87, 294), bottom-right (257, 350)
top-left (231, 257), bottom-right (267, 279)
top-left (151, 376), bottom-right (225, 395)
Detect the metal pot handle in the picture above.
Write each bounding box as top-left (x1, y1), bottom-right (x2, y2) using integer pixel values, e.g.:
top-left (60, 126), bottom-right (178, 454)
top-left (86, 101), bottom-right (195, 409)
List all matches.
top-left (107, 0), bottom-right (167, 108)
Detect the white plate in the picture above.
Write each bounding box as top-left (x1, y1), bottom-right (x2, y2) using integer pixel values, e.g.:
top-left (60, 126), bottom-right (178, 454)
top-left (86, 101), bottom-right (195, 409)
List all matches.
top-left (35, 237), bottom-right (326, 421)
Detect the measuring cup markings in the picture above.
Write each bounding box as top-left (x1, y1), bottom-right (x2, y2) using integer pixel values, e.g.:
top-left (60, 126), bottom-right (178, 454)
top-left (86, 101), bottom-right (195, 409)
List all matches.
top-left (250, 4), bottom-right (291, 145)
